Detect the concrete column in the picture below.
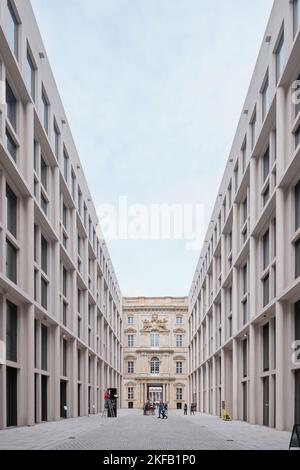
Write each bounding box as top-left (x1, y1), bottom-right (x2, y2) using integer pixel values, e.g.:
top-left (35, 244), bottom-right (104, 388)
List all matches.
top-left (70, 339), bottom-right (77, 418)
top-left (212, 356), bottom-right (217, 415)
top-left (52, 324), bottom-right (60, 421)
top-left (249, 323), bottom-right (257, 424)
top-left (232, 338), bottom-right (239, 420)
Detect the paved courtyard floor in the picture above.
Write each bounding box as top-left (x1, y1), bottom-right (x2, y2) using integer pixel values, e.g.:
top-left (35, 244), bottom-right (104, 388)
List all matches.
top-left (0, 409), bottom-right (291, 450)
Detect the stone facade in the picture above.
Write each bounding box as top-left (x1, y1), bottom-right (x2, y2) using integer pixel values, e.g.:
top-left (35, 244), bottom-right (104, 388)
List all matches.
top-left (0, 0), bottom-right (122, 429)
top-left (189, 0), bottom-right (300, 432)
top-left (122, 297), bottom-right (188, 410)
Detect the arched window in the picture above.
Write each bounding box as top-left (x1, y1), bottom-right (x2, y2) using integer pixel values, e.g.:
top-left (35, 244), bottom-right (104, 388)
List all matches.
top-left (150, 357), bottom-right (160, 374)
top-left (150, 332), bottom-right (159, 347)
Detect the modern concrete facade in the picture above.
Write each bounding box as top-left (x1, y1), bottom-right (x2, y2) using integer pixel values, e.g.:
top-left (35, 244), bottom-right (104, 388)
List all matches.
top-left (188, 0), bottom-right (300, 432)
top-left (122, 297), bottom-right (188, 410)
top-left (0, 0), bottom-right (122, 429)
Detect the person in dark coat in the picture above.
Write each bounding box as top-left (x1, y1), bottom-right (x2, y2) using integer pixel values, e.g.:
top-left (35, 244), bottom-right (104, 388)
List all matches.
top-left (158, 401), bottom-right (164, 418)
top-left (184, 403), bottom-right (188, 415)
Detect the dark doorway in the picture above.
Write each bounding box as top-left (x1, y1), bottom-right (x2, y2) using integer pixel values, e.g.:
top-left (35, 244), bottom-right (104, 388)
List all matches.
top-left (263, 377), bottom-right (269, 426)
top-left (78, 384), bottom-right (81, 417)
top-left (60, 380), bottom-right (67, 418)
top-left (243, 382), bottom-right (248, 422)
top-left (34, 373), bottom-right (38, 423)
top-left (177, 403), bottom-right (182, 410)
top-left (6, 367), bottom-right (17, 427)
top-left (41, 375), bottom-right (48, 422)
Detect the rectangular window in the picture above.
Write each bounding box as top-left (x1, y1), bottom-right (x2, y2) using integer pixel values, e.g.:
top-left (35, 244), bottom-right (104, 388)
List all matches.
top-left (128, 316), bottom-right (134, 324)
top-left (62, 267), bottom-right (67, 297)
top-left (242, 299), bottom-right (248, 325)
top-left (71, 170), bottom-right (76, 200)
top-left (242, 339), bottom-right (248, 378)
top-left (241, 139), bottom-right (247, 173)
top-left (263, 230), bottom-right (270, 270)
top-left (63, 339), bottom-right (67, 377)
top-left (263, 275), bottom-right (270, 308)
top-left (41, 325), bottom-right (48, 371)
top-left (6, 81), bottom-right (17, 130)
top-left (176, 334), bottom-right (183, 347)
top-left (250, 110), bottom-right (256, 150)
top-left (63, 148), bottom-right (69, 182)
top-left (275, 31), bottom-right (284, 84)
top-left (128, 361), bottom-right (134, 374)
top-left (261, 74), bottom-right (269, 121)
top-left (6, 301), bottom-right (17, 362)
top-left (6, 129), bottom-right (17, 162)
top-left (294, 0), bottom-right (300, 37)
top-left (62, 204), bottom-right (67, 230)
top-left (40, 156), bottom-right (47, 190)
top-left (263, 184), bottom-right (270, 207)
top-left (77, 316), bottom-right (81, 338)
top-left (41, 277), bottom-right (48, 310)
top-left (63, 301), bottom-right (67, 326)
top-left (234, 163), bottom-right (239, 193)
top-left (26, 47), bottom-right (35, 100)
top-left (263, 148), bottom-right (270, 182)
top-left (41, 235), bottom-right (48, 274)
top-left (6, 239), bottom-right (17, 283)
top-left (54, 121), bottom-right (60, 159)
top-left (128, 335), bottom-right (134, 347)
top-left (176, 362), bottom-right (183, 374)
top-left (176, 316), bottom-right (183, 325)
top-left (263, 323), bottom-right (270, 371)
top-left (151, 332), bottom-right (159, 347)
top-left (77, 350), bottom-right (81, 380)
top-left (243, 263), bottom-right (248, 295)
top-left (296, 239), bottom-right (300, 279)
top-left (7, 1), bottom-right (19, 58)
top-left (176, 388), bottom-right (183, 400)
top-left (128, 387), bottom-right (134, 400)
top-left (6, 184), bottom-right (17, 238)
top-left (41, 193), bottom-right (48, 216)
top-left (296, 180), bottom-right (300, 230)
top-left (41, 89), bottom-right (49, 134)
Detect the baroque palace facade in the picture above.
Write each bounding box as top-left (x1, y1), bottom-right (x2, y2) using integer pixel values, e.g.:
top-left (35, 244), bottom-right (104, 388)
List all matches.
top-left (0, 0), bottom-right (122, 429)
top-left (122, 298), bottom-right (188, 410)
top-left (188, 0), bottom-right (300, 432)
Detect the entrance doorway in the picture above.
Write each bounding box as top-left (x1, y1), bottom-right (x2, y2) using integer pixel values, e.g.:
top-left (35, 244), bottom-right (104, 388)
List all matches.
top-left (60, 380), bottom-right (67, 418)
top-left (148, 385), bottom-right (163, 403)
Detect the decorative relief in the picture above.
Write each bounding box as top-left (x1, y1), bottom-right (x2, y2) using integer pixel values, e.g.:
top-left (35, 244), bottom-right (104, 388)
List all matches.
top-left (140, 314), bottom-right (169, 333)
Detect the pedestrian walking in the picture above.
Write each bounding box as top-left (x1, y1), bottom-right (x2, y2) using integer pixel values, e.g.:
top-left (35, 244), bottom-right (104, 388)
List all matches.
top-left (158, 401), bottom-right (164, 418)
top-left (184, 403), bottom-right (188, 415)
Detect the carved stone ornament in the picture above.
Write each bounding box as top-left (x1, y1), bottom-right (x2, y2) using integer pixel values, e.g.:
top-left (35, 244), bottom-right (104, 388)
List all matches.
top-left (141, 314), bottom-right (169, 333)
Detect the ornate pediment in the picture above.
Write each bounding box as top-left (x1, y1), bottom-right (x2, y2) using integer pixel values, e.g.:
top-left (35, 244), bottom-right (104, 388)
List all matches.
top-left (124, 327), bottom-right (137, 334)
top-left (140, 314), bottom-right (169, 333)
top-left (173, 328), bottom-right (186, 334)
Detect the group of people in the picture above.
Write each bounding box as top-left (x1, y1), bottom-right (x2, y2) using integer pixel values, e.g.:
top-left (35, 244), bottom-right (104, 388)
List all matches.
top-left (183, 403), bottom-right (196, 415)
top-left (143, 401), bottom-right (168, 419)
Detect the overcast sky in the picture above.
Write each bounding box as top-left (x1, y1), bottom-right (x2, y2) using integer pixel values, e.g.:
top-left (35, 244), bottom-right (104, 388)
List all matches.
top-left (31, 0), bottom-right (274, 297)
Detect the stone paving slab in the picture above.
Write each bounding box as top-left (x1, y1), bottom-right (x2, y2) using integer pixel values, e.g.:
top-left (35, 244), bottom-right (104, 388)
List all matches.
top-left (0, 410), bottom-right (291, 450)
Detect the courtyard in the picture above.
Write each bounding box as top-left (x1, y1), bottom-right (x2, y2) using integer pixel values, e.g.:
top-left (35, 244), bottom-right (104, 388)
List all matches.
top-left (0, 410), bottom-right (291, 450)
